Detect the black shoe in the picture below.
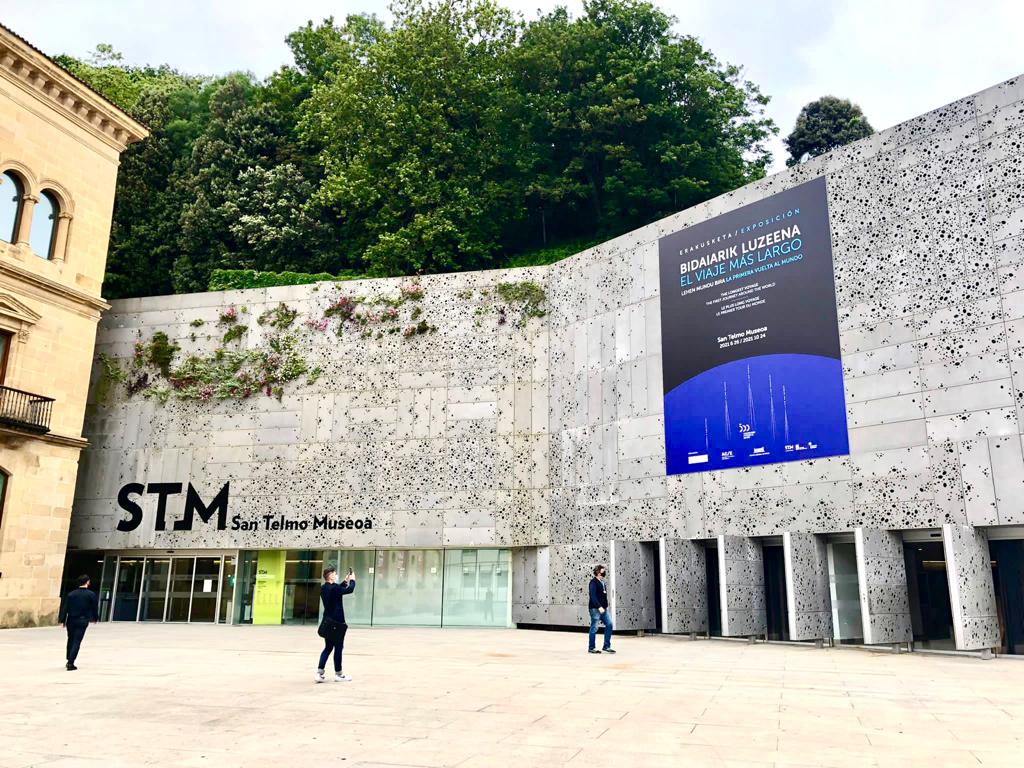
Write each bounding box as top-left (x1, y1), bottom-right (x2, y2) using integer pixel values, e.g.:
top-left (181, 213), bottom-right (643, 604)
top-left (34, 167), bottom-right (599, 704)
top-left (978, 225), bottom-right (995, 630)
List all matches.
top-left (588, 649), bottom-right (601, 654)
top-left (66, 663), bottom-right (77, 670)
top-left (602, 648), bottom-right (616, 654)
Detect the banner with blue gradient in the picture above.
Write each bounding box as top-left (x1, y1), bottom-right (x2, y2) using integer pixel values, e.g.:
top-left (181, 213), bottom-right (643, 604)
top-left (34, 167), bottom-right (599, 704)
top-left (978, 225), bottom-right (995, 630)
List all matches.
top-left (658, 176), bottom-right (849, 475)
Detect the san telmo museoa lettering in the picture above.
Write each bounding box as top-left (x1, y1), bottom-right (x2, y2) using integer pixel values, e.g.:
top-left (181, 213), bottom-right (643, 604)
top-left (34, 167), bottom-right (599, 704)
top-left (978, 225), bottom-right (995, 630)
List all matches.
top-left (114, 482), bottom-right (373, 533)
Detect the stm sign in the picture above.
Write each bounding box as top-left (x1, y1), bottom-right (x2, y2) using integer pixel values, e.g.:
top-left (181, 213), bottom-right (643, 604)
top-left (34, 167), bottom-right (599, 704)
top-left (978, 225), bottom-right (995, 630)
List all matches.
top-left (116, 482), bottom-right (230, 532)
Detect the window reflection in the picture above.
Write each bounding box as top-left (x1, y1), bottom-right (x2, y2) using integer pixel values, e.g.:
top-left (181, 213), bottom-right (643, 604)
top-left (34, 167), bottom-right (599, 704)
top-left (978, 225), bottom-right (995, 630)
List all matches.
top-left (0, 171), bottom-right (23, 243)
top-left (29, 190), bottom-right (58, 258)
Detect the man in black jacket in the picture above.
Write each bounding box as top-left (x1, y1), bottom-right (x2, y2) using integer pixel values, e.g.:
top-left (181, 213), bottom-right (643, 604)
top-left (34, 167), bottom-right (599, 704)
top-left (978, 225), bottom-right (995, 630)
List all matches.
top-left (59, 574), bottom-right (99, 670)
top-left (587, 564), bottom-right (615, 654)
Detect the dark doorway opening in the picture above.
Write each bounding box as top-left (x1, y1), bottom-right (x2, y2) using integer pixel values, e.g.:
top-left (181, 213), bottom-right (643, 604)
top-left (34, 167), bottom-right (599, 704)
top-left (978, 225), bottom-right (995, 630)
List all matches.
top-left (990, 539), bottom-right (1024, 655)
top-left (763, 544), bottom-right (790, 641)
top-left (648, 540), bottom-right (663, 634)
top-left (705, 545), bottom-right (721, 637)
top-left (904, 541), bottom-right (954, 650)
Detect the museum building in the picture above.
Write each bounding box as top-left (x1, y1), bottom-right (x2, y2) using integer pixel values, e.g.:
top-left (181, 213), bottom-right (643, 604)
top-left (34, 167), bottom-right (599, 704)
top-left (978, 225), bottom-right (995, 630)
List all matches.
top-left (65, 73), bottom-right (1024, 654)
top-left (0, 24), bottom-right (146, 627)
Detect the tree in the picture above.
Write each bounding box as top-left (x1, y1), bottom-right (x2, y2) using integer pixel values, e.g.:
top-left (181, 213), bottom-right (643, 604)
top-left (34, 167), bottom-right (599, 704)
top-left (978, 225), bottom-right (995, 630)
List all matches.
top-left (62, 0), bottom-right (779, 294)
top-left (58, 48), bottom-right (208, 297)
top-left (513, 0), bottom-right (775, 245)
top-left (300, 0), bottom-right (532, 276)
top-left (785, 96), bottom-right (873, 166)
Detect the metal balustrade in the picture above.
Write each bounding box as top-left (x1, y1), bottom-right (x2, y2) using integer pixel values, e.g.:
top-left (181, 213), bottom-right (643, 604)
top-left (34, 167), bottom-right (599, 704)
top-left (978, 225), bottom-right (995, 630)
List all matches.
top-left (0, 384), bottom-right (54, 434)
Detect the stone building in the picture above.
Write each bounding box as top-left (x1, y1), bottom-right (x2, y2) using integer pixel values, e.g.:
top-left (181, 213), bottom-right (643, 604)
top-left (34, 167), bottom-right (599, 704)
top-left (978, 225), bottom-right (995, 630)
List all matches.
top-left (69, 72), bottom-right (1024, 654)
top-left (0, 24), bottom-right (147, 627)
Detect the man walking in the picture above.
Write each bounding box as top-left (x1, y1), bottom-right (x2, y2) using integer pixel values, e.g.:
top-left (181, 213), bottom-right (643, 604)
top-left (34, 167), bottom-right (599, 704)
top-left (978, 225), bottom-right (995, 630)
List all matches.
top-left (59, 574), bottom-right (99, 670)
top-left (588, 564), bottom-right (615, 654)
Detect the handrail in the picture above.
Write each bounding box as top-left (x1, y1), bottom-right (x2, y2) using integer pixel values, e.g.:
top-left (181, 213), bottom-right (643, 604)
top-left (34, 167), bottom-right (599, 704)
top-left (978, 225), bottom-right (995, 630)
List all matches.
top-left (0, 384), bottom-right (55, 433)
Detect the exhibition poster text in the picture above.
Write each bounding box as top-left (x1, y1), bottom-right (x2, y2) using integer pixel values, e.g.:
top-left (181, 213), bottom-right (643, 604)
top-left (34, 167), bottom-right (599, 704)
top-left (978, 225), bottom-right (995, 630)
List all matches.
top-left (658, 177), bottom-right (850, 475)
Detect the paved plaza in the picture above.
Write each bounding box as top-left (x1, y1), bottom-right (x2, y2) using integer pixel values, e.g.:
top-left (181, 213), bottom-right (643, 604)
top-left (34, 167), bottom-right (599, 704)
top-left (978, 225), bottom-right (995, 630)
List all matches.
top-left (1, 625), bottom-right (1023, 767)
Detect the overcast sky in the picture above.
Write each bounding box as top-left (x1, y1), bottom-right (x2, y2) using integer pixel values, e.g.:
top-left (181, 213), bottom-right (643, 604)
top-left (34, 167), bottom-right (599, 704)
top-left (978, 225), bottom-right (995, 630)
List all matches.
top-left (6, 0), bottom-right (1023, 170)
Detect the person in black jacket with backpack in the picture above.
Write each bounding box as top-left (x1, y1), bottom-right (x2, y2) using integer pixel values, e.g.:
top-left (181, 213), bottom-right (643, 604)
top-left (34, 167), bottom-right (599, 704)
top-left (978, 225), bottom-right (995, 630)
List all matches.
top-left (587, 564), bottom-right (615, 654)
top-left (59, 574), bottom-right (99, 670)
top-left (315, 565), bottom-right (355, 683)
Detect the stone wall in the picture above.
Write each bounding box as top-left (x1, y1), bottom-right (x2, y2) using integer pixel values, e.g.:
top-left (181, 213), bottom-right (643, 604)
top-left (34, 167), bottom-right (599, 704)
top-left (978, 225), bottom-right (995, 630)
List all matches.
top-left (0, 25), bottom-right (145, 627)
top-left (70, 74), bottom-right (1024, 629)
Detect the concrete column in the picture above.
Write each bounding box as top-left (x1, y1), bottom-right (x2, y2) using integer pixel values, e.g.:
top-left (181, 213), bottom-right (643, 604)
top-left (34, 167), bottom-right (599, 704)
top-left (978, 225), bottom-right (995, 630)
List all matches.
top-left (659, 537), bottom-right (707, 634)
top-left (609, 539), bottom-right (657, 631)
top-left (783, 532), bottom-right (833, 642)
top-left (854, 528), bottom-right (912, 645)
top-left (942, 524), bottom-right (1000, 651)
top-left (717, 535), bottom-right (766, 637)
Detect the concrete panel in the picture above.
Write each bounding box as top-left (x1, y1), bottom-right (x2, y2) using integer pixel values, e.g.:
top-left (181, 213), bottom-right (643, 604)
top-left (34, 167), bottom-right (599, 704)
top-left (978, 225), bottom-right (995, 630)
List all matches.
top-left (942, 524), bottom-right (1001, 651)
top-left (659, 537), bottom-right (707, 634)
top-left (854, 528), bottom-right (913, 645)
top-left (609, 539), bottom-right (657, 631)
top-left (783, 532), bottom-right (833, 641)
top-left (717, 535), bottom-right (766, 637)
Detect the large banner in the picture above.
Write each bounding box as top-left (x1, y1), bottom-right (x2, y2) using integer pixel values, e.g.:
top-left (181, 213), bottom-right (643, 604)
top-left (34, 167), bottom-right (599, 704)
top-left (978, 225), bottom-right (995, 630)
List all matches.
top-left (659, 176), bottom-right (849, 475)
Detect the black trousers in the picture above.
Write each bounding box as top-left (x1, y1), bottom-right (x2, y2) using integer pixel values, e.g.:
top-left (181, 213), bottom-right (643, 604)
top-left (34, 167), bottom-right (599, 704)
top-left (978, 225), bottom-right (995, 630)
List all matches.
top-left (65, 620), bottom-right (89, 664)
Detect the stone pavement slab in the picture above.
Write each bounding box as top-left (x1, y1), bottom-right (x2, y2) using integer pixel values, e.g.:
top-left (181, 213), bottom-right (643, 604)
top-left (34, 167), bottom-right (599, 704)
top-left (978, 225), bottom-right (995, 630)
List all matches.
top-left (1, 625), bottom-right (1024, 767)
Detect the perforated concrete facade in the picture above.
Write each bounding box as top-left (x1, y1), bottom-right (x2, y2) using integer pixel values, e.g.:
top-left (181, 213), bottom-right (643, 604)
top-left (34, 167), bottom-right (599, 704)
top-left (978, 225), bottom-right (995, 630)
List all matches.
top-left (71, 74), bottom-right (1024, 647)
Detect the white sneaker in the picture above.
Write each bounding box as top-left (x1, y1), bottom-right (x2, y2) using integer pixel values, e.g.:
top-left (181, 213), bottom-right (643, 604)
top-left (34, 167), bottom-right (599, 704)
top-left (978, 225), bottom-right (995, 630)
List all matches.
top-left (334, 673), bottom-right (352, 682)
top-left (314, 670), bottom-right (326, 683)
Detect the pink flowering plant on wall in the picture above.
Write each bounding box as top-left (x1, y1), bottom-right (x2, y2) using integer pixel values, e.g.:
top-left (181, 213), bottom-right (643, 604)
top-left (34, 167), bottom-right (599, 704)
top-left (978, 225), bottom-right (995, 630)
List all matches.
top-left (97, 302), bottom-right (322, 405)
top-left (312, 282), bottom-right (435, 339)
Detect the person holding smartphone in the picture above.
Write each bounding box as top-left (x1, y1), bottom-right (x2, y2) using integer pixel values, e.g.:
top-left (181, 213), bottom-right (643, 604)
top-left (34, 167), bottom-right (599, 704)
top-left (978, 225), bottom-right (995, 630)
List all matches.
top-left (315, 565), bottom-right (355, 683)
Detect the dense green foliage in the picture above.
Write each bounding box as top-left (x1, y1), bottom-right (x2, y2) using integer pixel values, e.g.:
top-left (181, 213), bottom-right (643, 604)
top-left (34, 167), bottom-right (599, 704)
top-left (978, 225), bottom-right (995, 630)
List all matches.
top-left (785, 96), bottom-right (873, 166)
top-left (62, 0), bottom-right (775, 298)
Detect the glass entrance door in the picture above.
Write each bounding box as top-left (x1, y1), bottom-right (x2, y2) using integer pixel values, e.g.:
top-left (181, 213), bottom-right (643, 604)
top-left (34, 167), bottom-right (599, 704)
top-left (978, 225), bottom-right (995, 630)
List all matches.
top-left (167, 558), bottom-right (196, 622)
top-left (190, 558), bottom-right (221, 622)
top-left (282, 550), bottom-right (331, 624)
top-left (112, 558), bottom-right (144, 621)
top-left (991, 540), bottom-right (1024, 654)
top-left (828, 541), bottom-right (863, 643)
top-left (904, 542), bottom-right (955, 650)
top-left (219, 557), bottom-right (236, 624)
top-left (139, 558), bottom-right (171, 621)
top-left (762, 545), bottom-right (789, 641)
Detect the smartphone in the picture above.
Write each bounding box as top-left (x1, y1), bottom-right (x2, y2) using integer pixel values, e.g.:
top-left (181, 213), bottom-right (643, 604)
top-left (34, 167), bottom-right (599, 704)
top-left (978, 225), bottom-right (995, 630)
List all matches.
top-left (347, 567), bottom-right (354, 577)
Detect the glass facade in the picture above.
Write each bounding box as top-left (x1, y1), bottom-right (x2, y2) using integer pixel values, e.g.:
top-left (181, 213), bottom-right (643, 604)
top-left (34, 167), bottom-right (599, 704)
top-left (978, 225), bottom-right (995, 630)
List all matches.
top-left (64, 549), bottom-right (513, 628)
top-left (234, 548), bottom-right (512, 627)
top-left (59, 553), bottom-right (236, 624)
top-left (373, 549), bottom-right (443, 626)
top-left (442, 549), bottom-right (511, 628)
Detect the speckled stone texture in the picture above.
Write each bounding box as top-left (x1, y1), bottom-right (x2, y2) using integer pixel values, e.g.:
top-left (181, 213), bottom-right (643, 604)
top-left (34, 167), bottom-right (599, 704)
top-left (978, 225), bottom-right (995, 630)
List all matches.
top-left (854, 527), bottom-right (913, 645)
top-left (608, 539), bottom-right (657, 630)
top-left (70, 74), bottom-right (1024, 630)
top-left (783, 532), bottom-right (833, 641)
top-left (717, 535), bottom-right (767, 637)
top-left (659, 537), bottom-right (708, 634)
top-left (942, 523), bottom-right (1001, 650)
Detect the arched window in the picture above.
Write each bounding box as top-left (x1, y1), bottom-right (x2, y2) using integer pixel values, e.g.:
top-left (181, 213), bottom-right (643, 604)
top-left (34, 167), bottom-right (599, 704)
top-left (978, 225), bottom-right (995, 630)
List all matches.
top-left (0, 171), bottom-right (23, 244)
top-left (29, 190), bottom-right (59, 259)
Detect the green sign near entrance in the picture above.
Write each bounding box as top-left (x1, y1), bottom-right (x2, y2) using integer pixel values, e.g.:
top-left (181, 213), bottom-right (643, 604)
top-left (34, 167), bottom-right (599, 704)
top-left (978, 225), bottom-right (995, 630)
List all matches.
top-left (253, 550), bottom-right (285, 625)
